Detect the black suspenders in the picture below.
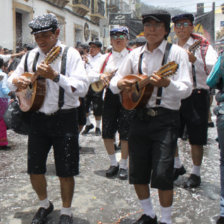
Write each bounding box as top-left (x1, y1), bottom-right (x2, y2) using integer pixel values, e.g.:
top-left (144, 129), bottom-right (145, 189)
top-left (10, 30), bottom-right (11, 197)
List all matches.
top-left (58, 46), bottom-right (69, 109)
top-left (24, 47), bottom-right (69, 110)
top-left (138, 43), bottom-right (172, 106)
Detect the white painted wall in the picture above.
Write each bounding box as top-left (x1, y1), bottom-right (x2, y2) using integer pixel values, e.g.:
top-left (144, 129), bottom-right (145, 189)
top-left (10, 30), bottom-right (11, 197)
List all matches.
top-left (0, 0), bottom-right (13, 49)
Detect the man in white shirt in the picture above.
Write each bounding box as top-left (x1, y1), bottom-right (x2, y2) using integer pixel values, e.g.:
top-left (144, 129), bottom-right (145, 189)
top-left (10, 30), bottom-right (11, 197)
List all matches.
top-left (99, 27), bottom-right (135, 180)
top-left (110, 10), bottom-right (192, 224)
top-left (7, 13), bottom-right (89, 224)
top-left (82, 40), bottom-right (103, 135)
top-left (172, 13), bottom-right (218, 188)
top-left (0, 45), bottom-right (25, 63)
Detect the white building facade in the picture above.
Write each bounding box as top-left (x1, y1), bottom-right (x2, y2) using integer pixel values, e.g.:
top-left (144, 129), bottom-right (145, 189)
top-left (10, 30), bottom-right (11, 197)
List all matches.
top-left (0, 0), bottom-right (108, 51)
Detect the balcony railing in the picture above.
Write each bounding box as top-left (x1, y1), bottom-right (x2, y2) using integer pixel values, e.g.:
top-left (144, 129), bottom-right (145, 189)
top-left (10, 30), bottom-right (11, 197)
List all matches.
top-left (45, 0), bottom-right (69, 8)
top-left (90, 0), bottom-right (105, 24)
top-left (108, 0), bottom-right (119, 12)
top-left (72, 0), bottom-right (90, 16)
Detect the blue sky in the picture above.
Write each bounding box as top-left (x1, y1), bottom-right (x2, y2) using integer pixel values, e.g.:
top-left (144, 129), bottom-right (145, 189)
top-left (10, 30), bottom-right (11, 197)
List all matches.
top-left (141, 0), bottom-right (223, 12)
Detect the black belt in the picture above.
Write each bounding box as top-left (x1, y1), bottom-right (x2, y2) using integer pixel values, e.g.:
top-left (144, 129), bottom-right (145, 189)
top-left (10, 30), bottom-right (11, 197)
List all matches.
top-left (192, 89), bottom-right (209, 95)
top-left (136, 107), bottom-right (178, 120)
top-left (36, 108), bottom-right (76, 116)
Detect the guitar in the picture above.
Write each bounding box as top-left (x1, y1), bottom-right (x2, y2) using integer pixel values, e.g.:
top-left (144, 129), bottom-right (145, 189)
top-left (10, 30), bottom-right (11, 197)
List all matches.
top-left (189, 39), bottom-right (201, 52)
top-left (16, 46), bottom-right (61, 112)
top-left (120, 61), bottom-right (178, 110)
top-left (91, 69), bottom-right (117, 92)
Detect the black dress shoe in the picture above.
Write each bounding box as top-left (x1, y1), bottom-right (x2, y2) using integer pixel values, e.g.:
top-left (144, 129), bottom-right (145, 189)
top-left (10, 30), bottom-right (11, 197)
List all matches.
top-left (184, 174), bottom-right (201, 188)
top-left (114, 142), bottom-right (121, 151)
top-left (173, 165), bottom-right (186, 181)
top-left (95, 127), bottom-right (101, 136)
top-left (82, 124), bottom-right (94, 135)
top-left (106, 165), bottom-right (119, 178)
top-left (217, 216), bottom-right (224, 224)
top-left (0, 145), bottom-right (11, 150)
top-left (118, 168), bottom-right (128, 180)
top-left (133, 214), bottom-right (158, 224)
top-left (31, 201), bottom-right (54, 224)
top-left (59, 214), bottom-right (73, 224)
top-left (208, 121), bottom-right (215, 128)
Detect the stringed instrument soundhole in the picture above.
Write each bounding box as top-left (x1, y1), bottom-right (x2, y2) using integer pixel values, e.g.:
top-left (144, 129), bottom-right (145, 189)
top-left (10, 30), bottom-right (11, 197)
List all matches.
top-left (25, 85), bottom-right (34, 100)
top-left (131, 91), bottom-right (141, 103)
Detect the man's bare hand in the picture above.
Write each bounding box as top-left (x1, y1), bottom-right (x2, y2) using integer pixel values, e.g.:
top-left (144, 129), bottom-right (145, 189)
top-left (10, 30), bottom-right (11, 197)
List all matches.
top-left (36, 62), bottom-right (57, 80)
top-left (149, 73), bottom-right (170, 87)
top-left (13, 76), bottom-right (31, 90)
top-left (100, 73), bottom-right (111, 87)
top-left (186, 50), bottom-right (197, 63)
top-left (117, 78), bottom-right (136, 92)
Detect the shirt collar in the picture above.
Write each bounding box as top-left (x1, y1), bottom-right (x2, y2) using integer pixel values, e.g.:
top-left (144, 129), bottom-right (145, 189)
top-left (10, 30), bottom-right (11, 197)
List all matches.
top-left (184, 36), bottom-right (194, 48)
top-left (91, 52), bottom-right (102, 59)
top-left (174, 36), bottom-right (194, 48)
top-left (38, 40), bottom-right (61, 55)
top-left (112, 48), bottom-right (129, 57)
top-left (140, 40), bottom-right (167, 55)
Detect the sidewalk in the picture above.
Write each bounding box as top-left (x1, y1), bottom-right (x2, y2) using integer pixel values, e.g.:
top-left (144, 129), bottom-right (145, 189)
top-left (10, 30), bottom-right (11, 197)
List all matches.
top-left (0, 113), bottom-right (221, 224)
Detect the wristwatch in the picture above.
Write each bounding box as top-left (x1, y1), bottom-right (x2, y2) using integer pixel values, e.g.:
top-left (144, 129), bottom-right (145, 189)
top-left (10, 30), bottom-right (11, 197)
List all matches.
top-left (53, 74), bottom-right (60, 83)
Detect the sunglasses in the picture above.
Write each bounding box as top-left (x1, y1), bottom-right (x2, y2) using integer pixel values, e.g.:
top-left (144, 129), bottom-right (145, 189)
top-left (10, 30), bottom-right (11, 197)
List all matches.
top-left (175, 22), bottom-right (192, 28)
top-left (111, 34), bottom-right (126, 40)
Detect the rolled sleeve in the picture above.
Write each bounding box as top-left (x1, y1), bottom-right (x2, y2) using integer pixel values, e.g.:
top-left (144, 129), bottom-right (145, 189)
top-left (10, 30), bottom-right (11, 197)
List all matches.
top-left (61, 48), bottom-right (89, 97)
top-left (110, 53), bottom-right (133, 94)
top-left (7, 54), bottom-right (26, 91)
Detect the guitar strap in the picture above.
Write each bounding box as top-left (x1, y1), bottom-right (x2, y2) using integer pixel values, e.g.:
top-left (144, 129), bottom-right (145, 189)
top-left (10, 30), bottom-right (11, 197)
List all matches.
top-left (58, 46), bottom-right (69, 109)
top-left (101, 48), bottom-right (130, 73)
top-left (138, 42), bottom-right (172, 106)
top-left (100, 52), bottom-right (112, 73)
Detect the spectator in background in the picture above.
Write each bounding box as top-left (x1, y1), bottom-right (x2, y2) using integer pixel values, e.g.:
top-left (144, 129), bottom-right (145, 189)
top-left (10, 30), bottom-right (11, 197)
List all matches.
top-left (0, 45), bottom-right (25, 64)
top-left (135, 36), bottom-right (147, 48)
top-left (207, 53), bottom-right (224, 224)
top-left (0, 57), bottom-right (11, 150)
top-left (127, 39), bottom-right (136, 49)
top-left (82, 40), bottom-right (104, 136)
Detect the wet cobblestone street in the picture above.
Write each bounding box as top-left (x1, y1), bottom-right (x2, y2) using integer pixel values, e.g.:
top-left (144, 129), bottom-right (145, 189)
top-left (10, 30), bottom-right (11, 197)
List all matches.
top-left (0, 113), bottom-right (221, 224)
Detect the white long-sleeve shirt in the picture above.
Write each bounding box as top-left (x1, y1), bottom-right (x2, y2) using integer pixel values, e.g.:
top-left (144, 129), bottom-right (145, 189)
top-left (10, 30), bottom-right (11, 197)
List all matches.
top-left (86, 48), bottom-right (131, 85)
top-left (110, 40), bottom-right (192, 110)
top-left (7, 41), bottom-right (89, 114)
top-left (85, 52), bottom-right (104, 84)
top-left (179, 36), bottom-right (218, 90)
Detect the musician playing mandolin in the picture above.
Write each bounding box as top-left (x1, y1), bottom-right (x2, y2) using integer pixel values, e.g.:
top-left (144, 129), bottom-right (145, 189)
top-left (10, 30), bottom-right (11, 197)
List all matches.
top-left (172, 13), bottom-right (218, 188)
top-left (110, 10), bottom-right (192, 224)
top-left (7, 13), bottom-right (89, 224)
top-left (100, 27), bottom-right (135, 180)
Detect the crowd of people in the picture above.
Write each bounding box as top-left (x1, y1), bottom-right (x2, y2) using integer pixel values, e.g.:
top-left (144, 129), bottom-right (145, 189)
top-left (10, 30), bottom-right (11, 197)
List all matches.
top-left (0, 10), bottom-right (224, 224)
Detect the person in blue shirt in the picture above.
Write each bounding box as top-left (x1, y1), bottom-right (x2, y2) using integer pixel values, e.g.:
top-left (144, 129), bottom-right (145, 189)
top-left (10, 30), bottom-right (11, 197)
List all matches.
top-left (207, 53), bottom-right (224, 224)
top-left (0, 57), bottom-right (11, 150)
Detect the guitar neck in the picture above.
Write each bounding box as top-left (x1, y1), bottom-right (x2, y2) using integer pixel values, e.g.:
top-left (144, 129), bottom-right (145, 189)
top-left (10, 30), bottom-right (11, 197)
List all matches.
top-left (138, 70), bottom-right (163, 89)
top-left (138, 76), bottom-right (152, 89)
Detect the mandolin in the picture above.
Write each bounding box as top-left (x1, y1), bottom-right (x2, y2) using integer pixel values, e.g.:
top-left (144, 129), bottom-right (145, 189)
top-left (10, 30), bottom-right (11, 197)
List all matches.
top-left (189, 39), bottom-right (201, 52)
top-left (120, 61), bottom-right (178, 110)
top-left (16, 46), bottom-right (61, 112)
top-left (91, 69), bottom-right (117, 92)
